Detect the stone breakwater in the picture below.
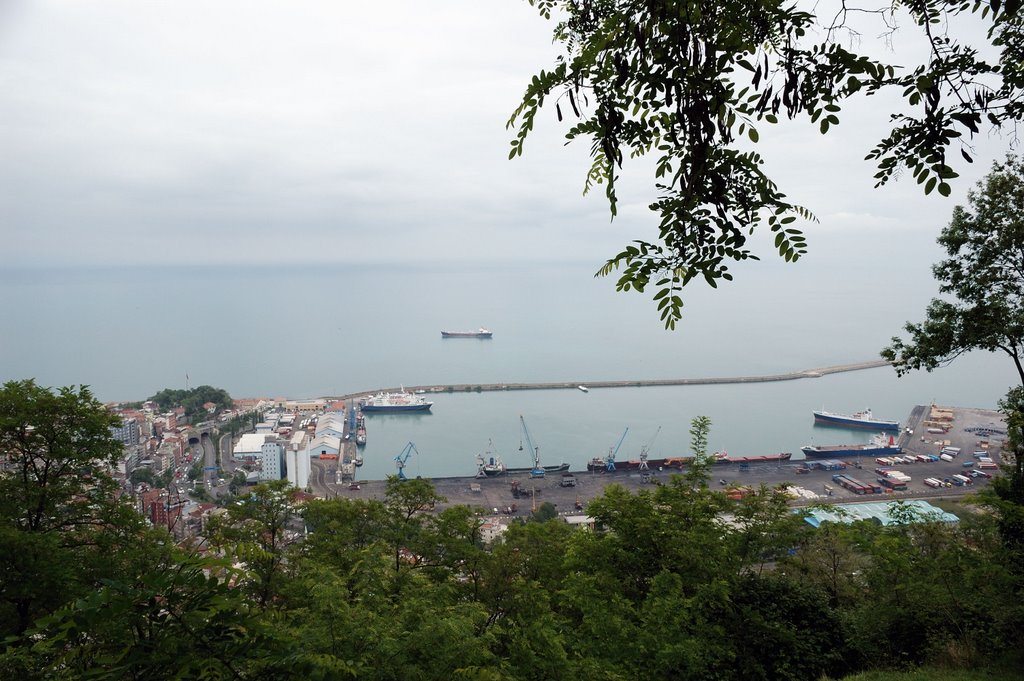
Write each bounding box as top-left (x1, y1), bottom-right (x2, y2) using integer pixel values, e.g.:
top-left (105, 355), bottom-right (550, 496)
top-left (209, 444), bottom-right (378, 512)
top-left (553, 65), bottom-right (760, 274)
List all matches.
top-left (329, 360), bottom-right (891, 401)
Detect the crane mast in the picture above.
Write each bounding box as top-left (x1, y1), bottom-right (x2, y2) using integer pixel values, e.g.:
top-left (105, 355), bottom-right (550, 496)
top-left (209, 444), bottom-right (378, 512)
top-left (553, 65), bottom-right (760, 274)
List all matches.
top-left (394, 441), bottom-right (418, 481)
top-left (519, 415), bottom-right (545, 478)
top-left (606, 427), bottom-right (629, 472)
top-left (637, 426), bottom-right (661, 471)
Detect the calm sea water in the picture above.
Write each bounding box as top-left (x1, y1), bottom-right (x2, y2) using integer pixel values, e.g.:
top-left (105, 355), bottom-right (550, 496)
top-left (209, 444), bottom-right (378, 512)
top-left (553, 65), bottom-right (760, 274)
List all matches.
top-left (0, 236), bottom-right (1013, 478)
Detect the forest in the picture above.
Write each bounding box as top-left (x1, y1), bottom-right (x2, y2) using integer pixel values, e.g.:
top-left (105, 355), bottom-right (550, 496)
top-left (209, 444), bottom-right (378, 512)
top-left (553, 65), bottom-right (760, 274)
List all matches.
top-left (1, 380), bottom-right (1023, 680)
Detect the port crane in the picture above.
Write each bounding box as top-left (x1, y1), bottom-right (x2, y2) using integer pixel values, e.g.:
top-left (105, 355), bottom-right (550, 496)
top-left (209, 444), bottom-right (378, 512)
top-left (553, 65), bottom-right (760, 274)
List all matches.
top-left (519, 415), bottom-right (546, 478)
top-left (605, 427), bottom-right (629, 472)
top-left (394, 442), bottom-right (418, 481)
top-left (637, 426), bottom-right (662, 471)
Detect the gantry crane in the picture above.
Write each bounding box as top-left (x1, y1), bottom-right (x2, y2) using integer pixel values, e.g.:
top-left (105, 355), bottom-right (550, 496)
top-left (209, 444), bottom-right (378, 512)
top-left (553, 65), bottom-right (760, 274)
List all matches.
top-left (637, 426), bottom-right (662, 471)
top-left (394, 442), bottom-right (418, 481)
top-left (606, 427), bottom-right (629, 472)
top-left (519, 415), bottom-right (545, 478)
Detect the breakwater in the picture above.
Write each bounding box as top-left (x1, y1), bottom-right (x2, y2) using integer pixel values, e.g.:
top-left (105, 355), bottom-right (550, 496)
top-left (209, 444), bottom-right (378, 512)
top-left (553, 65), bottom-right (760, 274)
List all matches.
top-left (334, 359), bottom-right (891, 401)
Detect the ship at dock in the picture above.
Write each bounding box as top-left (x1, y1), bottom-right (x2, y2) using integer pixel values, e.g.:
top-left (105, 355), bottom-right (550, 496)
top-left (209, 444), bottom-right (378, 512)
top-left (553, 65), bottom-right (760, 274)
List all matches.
top-left (801, 433), bottom-right (901, 458)
top-left (355, 412), bottom-right (366, 447)
top-left (360, 390), bottom-right (433, 413)
top-left (586, 451), bottom-right (792, 472)
top-left (441, 327), bottom-right (493, 339)
top-left (813, 408), bottom-right (899, 431)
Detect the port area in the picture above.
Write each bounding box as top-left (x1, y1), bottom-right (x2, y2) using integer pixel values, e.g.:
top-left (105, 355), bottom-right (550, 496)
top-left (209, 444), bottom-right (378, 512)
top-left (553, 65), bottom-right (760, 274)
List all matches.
top-left (309, 405), bottom-right (1007, 516)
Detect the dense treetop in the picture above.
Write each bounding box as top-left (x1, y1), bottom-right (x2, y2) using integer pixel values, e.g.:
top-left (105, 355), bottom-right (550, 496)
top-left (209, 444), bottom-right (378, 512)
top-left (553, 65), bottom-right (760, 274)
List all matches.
top-left (148, 385), bottom-right (233, 421)
top-left (511, 0), bottom-right (1024, 326)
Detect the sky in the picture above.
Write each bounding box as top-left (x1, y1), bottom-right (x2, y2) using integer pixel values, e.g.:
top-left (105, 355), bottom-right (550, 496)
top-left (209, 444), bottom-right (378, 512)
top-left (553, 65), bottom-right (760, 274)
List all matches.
top-left (0, 1), bottom-right (1015, 271)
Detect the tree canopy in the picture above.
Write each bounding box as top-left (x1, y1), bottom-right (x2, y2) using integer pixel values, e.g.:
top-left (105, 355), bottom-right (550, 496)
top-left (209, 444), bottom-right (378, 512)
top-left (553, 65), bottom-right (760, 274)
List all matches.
top-left (882, 154), bottom-right (1024, 384)
top-left (510, 0), bottom-right (1024, 327)
top-left (4, 388), bottom-right (1024, 678)
top-left (148, 385), bottom-right (233, 422)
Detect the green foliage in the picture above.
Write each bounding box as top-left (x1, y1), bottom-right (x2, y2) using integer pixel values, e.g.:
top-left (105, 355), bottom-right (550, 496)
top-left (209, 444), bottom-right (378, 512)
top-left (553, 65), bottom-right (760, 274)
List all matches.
top-left (882, 154), bottom-right (1024, 384)
top-left (205, 480), bottom-right (299, 607)
top-left (128, 466), bottom-right (155, 486)
top-left (3, 391), bottom-right (1024, 679)
top-left (513, 0), bottom-right (1024, 327)
top-left (0, 380), bottom-right (133, 636)
top-left (148, 384), bottom-right (233, 422)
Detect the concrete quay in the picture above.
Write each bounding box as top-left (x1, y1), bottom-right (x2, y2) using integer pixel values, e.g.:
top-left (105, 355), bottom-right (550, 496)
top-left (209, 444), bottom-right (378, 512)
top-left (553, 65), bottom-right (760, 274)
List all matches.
top-left (327, 360), bottom-right (892, 402)
top-left (309, 404), bottom-right (1007, 518)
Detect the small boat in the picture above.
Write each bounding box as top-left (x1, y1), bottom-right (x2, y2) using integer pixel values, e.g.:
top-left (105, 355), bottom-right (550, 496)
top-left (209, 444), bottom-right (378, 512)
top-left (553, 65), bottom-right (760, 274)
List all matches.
top-left (813, 408), bottom-right (899, 431)
top-left (577, 385), bottom-right (589, 393)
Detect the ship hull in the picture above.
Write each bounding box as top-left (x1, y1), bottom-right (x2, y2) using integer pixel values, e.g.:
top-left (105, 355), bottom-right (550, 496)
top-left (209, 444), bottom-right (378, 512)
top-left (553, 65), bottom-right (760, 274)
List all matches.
top-left (441, 330), bottom-right (492, 338)
top-left (503, 462), bottom-right (570, 475)
top-left (801, 444), bottom-right (902, 458)
top-left (361, 403), bottom-right (432, 412)
top-left (587, 452), bottom-right (792, 472)
top-left (813, 411), bottom-right (899, 431)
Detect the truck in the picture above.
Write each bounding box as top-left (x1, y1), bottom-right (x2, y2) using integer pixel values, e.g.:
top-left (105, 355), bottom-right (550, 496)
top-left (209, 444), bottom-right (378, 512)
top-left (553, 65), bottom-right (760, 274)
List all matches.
top-left (940, 453), bottom-right (955, 462)
top-left (978, 460), bottom-right (999, 470)
top-left (924, 478), bottom-right (943, 489)
top-left (952, 474), bottom-right (972, 485)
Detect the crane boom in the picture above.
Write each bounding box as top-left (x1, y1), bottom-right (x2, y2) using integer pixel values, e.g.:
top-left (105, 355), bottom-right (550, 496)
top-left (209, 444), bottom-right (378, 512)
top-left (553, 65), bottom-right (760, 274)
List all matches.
top-left (519, 415), bottom-right (545, 478)
top-left (394, 441), bottom-right (418, 480)
top-left (637, 426), bottom-right (661, 471)
top-left (606, 427), bottom-right (629, 471)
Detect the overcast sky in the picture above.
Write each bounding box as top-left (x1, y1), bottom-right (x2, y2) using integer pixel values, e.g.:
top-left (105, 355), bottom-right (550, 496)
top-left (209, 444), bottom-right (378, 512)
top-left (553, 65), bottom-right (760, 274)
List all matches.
top-left (0, 1), bottom-right (1014, 269)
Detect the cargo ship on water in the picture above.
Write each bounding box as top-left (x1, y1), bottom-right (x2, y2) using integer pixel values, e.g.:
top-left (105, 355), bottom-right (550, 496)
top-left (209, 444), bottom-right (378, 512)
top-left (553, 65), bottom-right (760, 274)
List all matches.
top-left (586, 451), bottom-right (792, 472)
top-left (801, 433), bottom-right (901, 458)
top-left (441, 327), bottom-right (493, 339)
top-left (360, 390), bottom-right (433, 412)
top-left (813, 408), bottom-right (899, 431)
top-left (476, 455), bottom-right (570, 477)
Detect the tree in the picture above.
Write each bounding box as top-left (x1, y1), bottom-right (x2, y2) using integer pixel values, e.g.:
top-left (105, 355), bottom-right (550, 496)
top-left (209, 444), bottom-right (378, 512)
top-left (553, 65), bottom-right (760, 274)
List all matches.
top-left (883, 154), bottom-right (1024, 386)
top-left (0, 380), bottom-right (130, 636)
top-left (204, 480), bottom-right (300, 608)
top-left (882, 155), bottom-right (1024, 522)
top-left (511, 0), bottom-right (1024, 327)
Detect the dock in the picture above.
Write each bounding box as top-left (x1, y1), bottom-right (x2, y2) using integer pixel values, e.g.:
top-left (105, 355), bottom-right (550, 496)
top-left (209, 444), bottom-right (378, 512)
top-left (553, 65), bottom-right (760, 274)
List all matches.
top-left (308, 403), bottom-right (1006, 516)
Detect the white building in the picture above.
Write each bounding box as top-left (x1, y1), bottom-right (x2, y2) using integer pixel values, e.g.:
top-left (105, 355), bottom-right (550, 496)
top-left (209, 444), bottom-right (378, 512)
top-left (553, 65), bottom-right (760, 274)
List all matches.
top-left (306, 435), bottom-right (341, 459)
top-left (315, 413), bottom-right (346, 439)
top-left (259, 440), bottom-right (284, 482)
top-left (234, 433), bottom-right (269, 459)
top-left (285, 446), bottom-right (310, 490)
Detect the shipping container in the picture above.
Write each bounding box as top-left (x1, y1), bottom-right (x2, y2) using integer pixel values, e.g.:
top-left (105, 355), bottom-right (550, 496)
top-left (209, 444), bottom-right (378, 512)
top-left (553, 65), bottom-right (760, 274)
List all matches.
top-left (978, 461), bottom-right (998, 469)
top-left (878, 477), bottom-right (908, 491)
top-left (940, 453), bottom-right (955, 462)
top-left (924, 478), bottom-right (943, 488)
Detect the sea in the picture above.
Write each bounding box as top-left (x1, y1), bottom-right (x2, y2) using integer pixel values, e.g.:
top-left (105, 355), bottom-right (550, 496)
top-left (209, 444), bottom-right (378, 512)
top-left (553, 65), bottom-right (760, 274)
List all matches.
top-left (0, 235), bottom-right (1013, 480)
